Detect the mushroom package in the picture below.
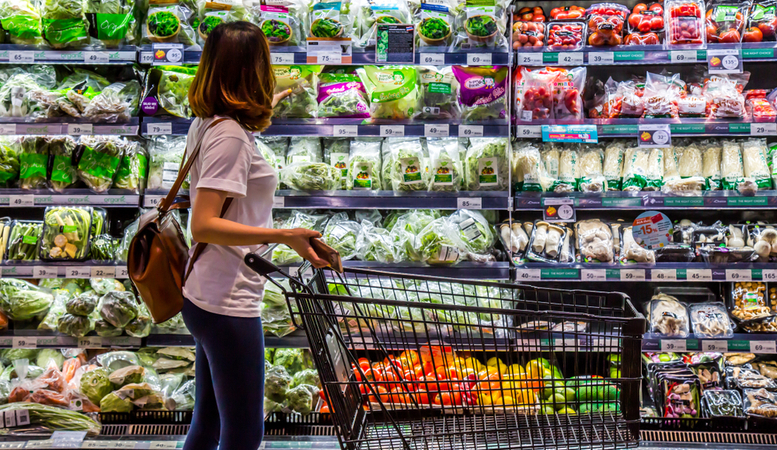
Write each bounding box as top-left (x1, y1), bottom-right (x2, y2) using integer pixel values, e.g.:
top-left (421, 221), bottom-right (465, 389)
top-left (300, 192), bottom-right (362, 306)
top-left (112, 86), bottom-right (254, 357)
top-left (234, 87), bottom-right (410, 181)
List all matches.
top-left (576, 219), bottom-right (615, 263)
top-left (647, 293), bottom-right (690, 338)
top-left (526, 220), bottom-right (567, 263)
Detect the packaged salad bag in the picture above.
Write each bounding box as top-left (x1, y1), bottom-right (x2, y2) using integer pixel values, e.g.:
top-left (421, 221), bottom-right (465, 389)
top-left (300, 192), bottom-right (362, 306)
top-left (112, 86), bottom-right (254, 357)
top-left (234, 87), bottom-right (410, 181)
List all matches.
top-left (249, 0), bottom-right (307, 47)
top-left (0, 0), bottom-right (44, 45)
top-left (418, 66), bottom-right (460, 119)
top-left (196, 0), bottom-right (246, 45)
top-left (349, 138), bottom-right (382, 190)
top-left (317, 70), bottom-right (370, 118)
top-left (142, 0), bottom-right (198, 48)
top-left (85, 0), bottom-right (138, 48)
top-left (273, 65), bottom-right (321, 119)
top-left (354, 0), bottom-right (412, 48)
top-left (308, 0), bottom-right (353, 40)
top-left (465, 137), bottom-right (508, 191)
top-left (356, 65), bottom-right (420, 119)
top-left (453, 0), bottom-right (508, 49)
top-left (415, 0), bottom-right (456, 48)
top-left (452, 65), bottom-right (508, 122)
top-left (141, 66), bottom-right (196, 118)
top-left (41, 0), bottom-right (90, 48)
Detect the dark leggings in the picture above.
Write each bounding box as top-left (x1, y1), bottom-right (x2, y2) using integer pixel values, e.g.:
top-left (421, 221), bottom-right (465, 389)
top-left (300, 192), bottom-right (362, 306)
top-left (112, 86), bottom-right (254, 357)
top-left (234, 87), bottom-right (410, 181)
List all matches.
top-left (181, 298), bottom-right (265, 450)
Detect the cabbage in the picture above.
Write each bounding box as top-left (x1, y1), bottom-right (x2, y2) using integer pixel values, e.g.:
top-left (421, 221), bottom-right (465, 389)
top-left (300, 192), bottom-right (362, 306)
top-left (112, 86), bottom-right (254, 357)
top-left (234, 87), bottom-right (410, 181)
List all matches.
top-left (417, 218), bottom-right (465, 265)
top-left (80, 368), bottom-right (112, 404)
top-left (36, 349), bottom-right (64, 370)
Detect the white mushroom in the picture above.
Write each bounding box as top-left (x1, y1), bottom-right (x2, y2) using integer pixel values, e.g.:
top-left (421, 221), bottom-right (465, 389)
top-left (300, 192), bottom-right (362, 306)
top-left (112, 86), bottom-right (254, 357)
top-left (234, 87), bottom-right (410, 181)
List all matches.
top-left (532, 222), bottom-right (548, 254)
top-left (545, 224), bottom-right (564, 258)
top-left (512, 222), bottom-right (529, 251)
top-left (755, 240), bottom-right (771, 261)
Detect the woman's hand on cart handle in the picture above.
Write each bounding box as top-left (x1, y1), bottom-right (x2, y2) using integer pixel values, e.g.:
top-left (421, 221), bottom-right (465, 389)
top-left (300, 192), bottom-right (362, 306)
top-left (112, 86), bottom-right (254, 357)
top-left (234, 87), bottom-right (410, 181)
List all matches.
top-left (280, 228), bottom-right (330, 268)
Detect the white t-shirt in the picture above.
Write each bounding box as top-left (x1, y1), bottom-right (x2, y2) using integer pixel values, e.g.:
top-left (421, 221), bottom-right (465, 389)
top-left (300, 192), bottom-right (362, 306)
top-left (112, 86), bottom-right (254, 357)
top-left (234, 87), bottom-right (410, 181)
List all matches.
top-left (182, 117), bottom-right (278, 318)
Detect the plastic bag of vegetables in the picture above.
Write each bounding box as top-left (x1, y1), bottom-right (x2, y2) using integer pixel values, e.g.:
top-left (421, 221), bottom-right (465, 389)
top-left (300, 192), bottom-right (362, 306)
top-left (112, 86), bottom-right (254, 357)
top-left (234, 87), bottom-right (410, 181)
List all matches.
top-left (322, 213), bottom-right (361, 260)
top-left (387, 137), bottom-right (427, 191)
top-left (349, 138), bottom-right (382, 190)
top-left (0, 278), bottom-right (53, 321)
top-left (357, 65), bottom-right (420, 119)
top-left (415, 0), bottom-right (455, 48)
top-left (356, 220), bottom-right (400, 262)
top-left (452, 0), bottom-right (508, 49)
top-left (287, 137), bottom-right (322, 164)
top-left (45, 136), bottom-right (77, 193)
top-left (99, 291), bottom-right (138, 328)
top-left (57, 313), bottom-right (92, 337)
top-left (0, 0), bottom-right (44, 45)
top-left (39, 206), bottom-right (93, 261)
top-left (141, 66), bottom-right (196, 119)
top-left (142, 0), bottom-right (198, 47)
top-left (308, 0), bottom-right (353, 40)
top-left (280, 162), bottom-right (338, 191)
top-left (37, 290), bottom-right (68, 331)
top-left (427, 137), bottom-right (462, 192)
top-left (465, 137), bottom-right (508, 191)
top-left (85, 0), bottom-right (137, 47)
top-left (19, 136), bottom-right (48, 190)
top-left (317, 71), bottom-right (370, 118)
top-left (261, 282), bottom-right (295, 337)
top-left (354, 0), bottom-right (412, 48)
top-left (41, 0), bottom-right (90, 49)
top-left (116, 218), bottom-right (138, 262)
top-left (125, 301), bottom-right (152, 338)
top-left (271, 211), bottom-right (327, 265)
top-left (79, 80), bottom-right (142, 122)
top-left (65, 291), bottom-right (97, 316)
top-left (323, 138), bottom-right (349, 189)
top-left (91, 208), bottom-right (105, 237)
top-left (0, 402), bottom-right (101, 436)
top-left (76, 136), bottom-right (125, 193)
top-left (6, 220), bottom-right (42, 262)
top-left (0, 68), bottom-right (57, 118)
top-left (0, 138), bottom-right (19, 187)
top-left (113, 140), bottom-right (148, 193)
top-left (452, 65), bottom-right (508, 122)
top-left (249, 0), bottom-right (307, 47)
top-left (196, 0), bottom-right (245, 45)
top-left (89, 234), bottom-right (117, 262)
top-left (417, 217), bottom-right (466, 265)
top-left (273, 65), bottom-right (321, 119)
top-left (448, 209), bottom-right (494, 255)
top-left (418, 66), bottom-right (460, 119)
top-left (147, 135), bottom-right (187, 190)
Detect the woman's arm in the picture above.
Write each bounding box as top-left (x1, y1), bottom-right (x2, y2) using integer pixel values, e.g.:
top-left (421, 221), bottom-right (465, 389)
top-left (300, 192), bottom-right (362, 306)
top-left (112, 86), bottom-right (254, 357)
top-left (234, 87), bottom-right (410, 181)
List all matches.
top-left (191, 188), bottom-right (329, 267)
top-left (272, 89), bottom-right (293, 108)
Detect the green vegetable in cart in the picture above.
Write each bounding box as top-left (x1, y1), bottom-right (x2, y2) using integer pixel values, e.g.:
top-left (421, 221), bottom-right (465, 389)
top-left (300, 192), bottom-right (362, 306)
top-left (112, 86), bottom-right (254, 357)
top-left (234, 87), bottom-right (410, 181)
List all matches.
top-left (40, 206), bottom-right (93, 261)
top-left (46, 136), bottom-right (77, 193)
top-left (19, 136), bottom-right (48, 190)
top-left (99, 290), bottom-right (138, 328)
top-left (264, 363), bottom-right (292, 403)
top-left (65, 291), bottom-right (97, 316)
top-left (6, 221), bottom-right (41, 262)
top-left (57, 313), bottom-right (93, 337)
top-left (113, 140), bottom-right (148, 193)
top-left (94, 319), bottom-right (122, 337)
top-left (76, 136), bottom-right (124, 193)
top-left (0, 278), bottom-right (53, 321)
top-left (41, 0), bottom-right (89, 49)
top-left (90, 234), bottom-right (117, 261)
top-left (100, 391), bottom-right (133, 412)
top-left (0, 139), bottom-right (19, 186)
top-left (0, 403), bottom-right (101, 435)
top-left (0, 0), bottom-right (44, 45)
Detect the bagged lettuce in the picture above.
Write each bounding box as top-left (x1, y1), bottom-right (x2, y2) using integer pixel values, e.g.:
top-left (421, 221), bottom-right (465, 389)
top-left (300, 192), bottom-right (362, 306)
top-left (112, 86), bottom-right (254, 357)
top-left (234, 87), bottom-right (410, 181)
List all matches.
top-left (417, 217), bottom-right (464, 265)
top-left (357, 65), bottom-right (420, 119)
top-left (85, 0), bottom-right (137, 47)
top-left (249, 0), bottom-right (307, 47)
top-left (41, 0), bottom-right (90, 49)
top-left (46, 136), bottom-right (78, 193)
top-left (387, 137), bottom-right (427, 191)
top-left (322, 213), bottom-right (360, 260)
top-left (452, 65), bottom-right (508, 122)
top-left (196, 0), bottom-right (246, 45)
top-left (448, 209), bottom-right (493, 255)
top-left (141, 66), bottom-right (196, 119)
top-left (324, 138), bottom-right (349, 189)
top-left (280, 162), bottom-right (338, 190)
top-left (427, 137), bottom-right (461, 192)
top-left (76, 136), bottom-right (125, 194)
top-left (317, 72), bottom-right (370, 118)
top-left (415, 0), bottom-right (456, 48)
top-left (349, 138), bottom-right (382, 190)
top-left (19, 137), bottom-right (48, 190)
top-left (142, 0), bottom-right (198, 47)
top-left (453, 0), bottom-right (509, 50)
top-left (273, 65), bottom-right (321, 119)
top-left (114, 140), bottom-right (148, 193)
top-left (465, 137), bottom-right (508, 191)
top-left (356, 220), bottom-right (399, 262)
top-left (271, 211), bottom-right (327, 265)
top-left (418, 66), bottom-right (460, 120)
top-left (308, 0), bottom-right (353, 40)
top-left (0, 0), bottom-right (44, 45)
top-left (287, 137), bottom-right (322, 164)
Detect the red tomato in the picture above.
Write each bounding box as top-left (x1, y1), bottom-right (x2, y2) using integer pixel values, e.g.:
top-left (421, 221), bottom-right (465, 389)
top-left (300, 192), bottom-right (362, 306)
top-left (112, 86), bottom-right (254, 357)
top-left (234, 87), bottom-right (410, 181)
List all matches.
top-left (432, 394), bottom-right (442, 405)
top-left (744, 26), bottom-right (764, 42)
top-left (649, 3), bottom-right (663, 13)
top-left (358, 358), bottom-right (370, 372)
top-left (532, 15), bottom-right (545, 22)
top-left (719, 29), bottom-right (741, 42)
top-left (320, 404), bottom-right (330, 413)
top-left (369, 385), bottom-right (387, 403)
top-left (628, 13), bottom-right (641, 28)
top-left (521, 12), bottom-right (533, 21)
top-left (419, 375), bottom-right (440, 392)
top-left (388, 387), bottom-right (409, 405)
top-left (634, 3), bottom-right (648, 13)
top-left (355, 368), bottom-right (381, 383)
top-left (381, 371), bottom-right (402, 391)
top-left (650, 16), bottom-right (663, 29)
top-left (533, 6), bottom-right (543, 14)
top-left (639, 19), bottom-right (652, 32)
top-left (440, 391), bottom-right (462, 406)
top-left (550, 7), bottom-right (561, 17)
top-left (413, 390), bottom-right (430, 405)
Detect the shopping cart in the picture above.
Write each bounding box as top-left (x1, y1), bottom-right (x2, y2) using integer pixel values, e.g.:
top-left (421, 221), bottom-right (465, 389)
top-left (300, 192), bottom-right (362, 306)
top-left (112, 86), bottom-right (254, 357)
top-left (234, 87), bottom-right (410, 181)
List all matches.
top-left (246, 254), bottom-right (646, 450)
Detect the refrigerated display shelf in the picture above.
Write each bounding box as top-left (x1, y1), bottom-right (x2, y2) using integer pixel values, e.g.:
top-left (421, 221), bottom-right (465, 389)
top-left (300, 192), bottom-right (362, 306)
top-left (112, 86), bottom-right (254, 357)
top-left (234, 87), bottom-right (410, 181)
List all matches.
top-left (145, 330), bottom-right (309, 349)
top-left (514, 119), bottom-right (777, 139)
top-left (513, 263), bottom-right (777, 283)
top-left (0, 45), bottom-right (137, 65)
top-left (287, 261), bottom-right (511, 279)
top-left (0, 263), bottom-right (129, 279)
top-left (0, 119), bottom-right (139, 136)
top-left (0, 436), bottom-right (343, 449)
top-left (514, 191), bottom-right (777, 210)
top-left (643, 334), bottom-right (777, 353)
top-left (142, 117), bottom-right (510, 138)
top-left (0, 189), bottom-right (140, 208)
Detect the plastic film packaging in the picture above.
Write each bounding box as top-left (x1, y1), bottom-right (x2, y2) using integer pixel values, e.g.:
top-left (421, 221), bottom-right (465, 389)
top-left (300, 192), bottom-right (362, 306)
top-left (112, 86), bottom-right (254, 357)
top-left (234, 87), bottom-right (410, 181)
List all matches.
top-left (273, 65), bottom-right (321, 119)
top-left (647, 294), bottom-right (690, 338)
top-left (453, 0), bottom-right (509, 50)
top-left (663, 147), bottom-right (680, 181)
top-left (621, 147), bottom-right (649, 192)
top-left (417, 66), bottom-right (460, 120)
top-left (417, 217), bottom-right (465, 265)
top-left (701, 140), bottom-right (722, 190)
top-left (415, 0), bottom-right (456, 48)
top-left (427, 138), bottom-right (461, 192)
top-left (0, 0), bottom-right (43, 46)
top-left (576, 219), bottom-right (614, 263)
top-left (349, 138), bottom-right (382, 190)
top-left (357, 66), bottom-right (420, 120)
top-left (578, 146), bottom-right (604, 192)
top-left (742, 138), bottom-right (772, 189)
top-left (248, 0), bottom-right (308, 48)
top-left (318, 70), bottom-right (370, 119)
top-left (309, 0), bottom-right (353, 40)
top-left (540, 143), bottom-right (560, 184)
top-left (721, 139), bottom-right (745, 190)
top-left (388, 137), bottom-right (427, 191)
top-left (287, 137), bottom-right (323, 164)
top-left (620, 226), bottom-right (655, 264)
top-left (644, 148), bottom-right (664, 191)
top-left (142, 0), bottom-right (199, 48)
top-left (690, 302), bottom-right (734, 338)
top-left (603, 140), bottom-right (625, 190)
top-left (553, 146), bottom-right (578, 193)
top-left (677, 142), bottom-right (703, 178)
top-left (464, 137), bottom-right (508, 191)
top-left (452, 65), bottom-right (508, 122)
top-left (512, 141), bottom-right (542, 192)
top-left (526, 220), bottom-right (566, 263)
top-left (354, 0), bottom-right (412, 48)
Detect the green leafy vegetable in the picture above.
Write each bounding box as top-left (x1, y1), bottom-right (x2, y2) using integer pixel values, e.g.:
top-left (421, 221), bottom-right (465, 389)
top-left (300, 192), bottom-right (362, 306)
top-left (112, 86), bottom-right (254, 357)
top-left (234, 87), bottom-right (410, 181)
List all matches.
top-left (0, 278), bottom-right (52, 320)
top-left (40, 206), bottom-right (93, 261)
top-left (465, 15), bottom-right (496, 36)
top-left (46, 136), bottom-right (77, 193)
top-left (19, 136), bottom-right (48, 190)
top-left (76, 136), bottom-right (125, 193)
top-left (99, 290), bottom-right (138, 328)
top-left (311, 17), bottom-right (342, 37)
top-left (148, 10), bottom-right (179, 37)
top-left (58, 313), bottom-right (93, 337)
top-left (419, 17), bottom-right (449, 39)
top-left (261, 19), bottom-right (290, 42)
top-left (0, 403), bottom-right (101, 435)
top-left (65, 291), bottom-right (98, 316)
top-left (280, 162), bottom-right (338, 191)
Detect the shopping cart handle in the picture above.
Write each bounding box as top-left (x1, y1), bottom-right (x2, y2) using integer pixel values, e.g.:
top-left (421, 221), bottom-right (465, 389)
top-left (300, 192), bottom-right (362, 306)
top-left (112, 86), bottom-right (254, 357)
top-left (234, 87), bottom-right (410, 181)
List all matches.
top-left (244, 253), bottom-right (282, 276)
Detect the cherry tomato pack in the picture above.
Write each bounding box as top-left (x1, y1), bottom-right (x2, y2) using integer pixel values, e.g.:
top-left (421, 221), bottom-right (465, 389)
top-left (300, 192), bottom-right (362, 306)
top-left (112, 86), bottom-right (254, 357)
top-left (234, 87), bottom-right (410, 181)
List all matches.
top-left (666, 0), bottom-right (706, 46)
top-left (746, 89), bottom-right (777, 121)
top-left (586, 3), bottom-right (629, 46)
top-left (546, 22), bottom-right (585, 49)
top-left (515, 67), bottom-right (586, 121)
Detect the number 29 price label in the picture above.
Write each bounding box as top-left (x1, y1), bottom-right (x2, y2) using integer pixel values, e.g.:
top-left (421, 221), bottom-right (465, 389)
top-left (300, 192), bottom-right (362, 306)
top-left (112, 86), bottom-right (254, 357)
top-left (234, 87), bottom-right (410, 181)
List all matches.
top-left (631, 211), bottom-right (672, 250)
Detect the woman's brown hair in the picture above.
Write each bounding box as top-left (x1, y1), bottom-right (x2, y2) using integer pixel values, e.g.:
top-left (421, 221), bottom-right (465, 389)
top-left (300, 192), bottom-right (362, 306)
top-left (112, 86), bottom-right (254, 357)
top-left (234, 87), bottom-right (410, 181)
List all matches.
top-left (189, 21), bottom-right (276, 132)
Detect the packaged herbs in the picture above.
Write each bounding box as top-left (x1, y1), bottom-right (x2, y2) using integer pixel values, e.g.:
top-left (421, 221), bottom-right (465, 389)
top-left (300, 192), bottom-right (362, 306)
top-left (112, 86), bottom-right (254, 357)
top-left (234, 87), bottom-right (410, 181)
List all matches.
top-left (415, 0), bottom-right (455, 47)
top-left (76, 136), bottom-right (125, 193)
top-left (309, 1), bottom-right (353, 40)
top-left (140, 66), bottom-right (196, 119)
top-left (6, 220), bottom-right (42, 262)
top-left (46, 135), bottom-right (77, 193)
top-left (250, 0), bottom-right (307, 47)
top-left (41, 0), bottom-right (90, 49)
top-left (197, 0), bottom-right (246, 45)
top-left (453, 0), bottom-right (509, 49)
top-left (90, 234), bottom-right (117, 261)
top-left (40, 206), bottom-right (93, 261)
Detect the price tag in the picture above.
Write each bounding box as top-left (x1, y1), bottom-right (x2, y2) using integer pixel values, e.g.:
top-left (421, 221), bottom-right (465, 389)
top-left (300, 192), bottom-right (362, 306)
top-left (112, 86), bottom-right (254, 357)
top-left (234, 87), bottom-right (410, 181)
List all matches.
top-left (12, 337), bottom-right (36, 349)
top-left (424, 124), bottom-right (449, 137)
top-left (620, 269), bottom-right (646, 281)
top-left (708, 48), bottom-right (742, 74)
top-left (751, 341), bottom-right (777, 353)
top-left (81, 441), bottom-right (114, 448)
top-left (515, 125), bottom-right (542, 138)
top-left (686, 268), bottom-right (712, 281)
top-left (77, 337), bottom-right (102, 349)
top-left (458, 125), bottom-right (483, 137)
top-left (419, 53), bottom-right (445, 65)
top-left (116, 266), bottom-right (129, 278)
top-left (671, 50), bottom-right (697, 63)
top-left (333, 125), bottom-right (358, 137)
top-left (51, 431), bottom-right (87, 448)
top-left (66, 267), bottom-right (91, 278)
top-left (0, 124), bottom-right (16, 135)
top-left (589, 52), bottom-right (614, 64)
top-left (762, 269), bottom-right (777, 281)
top-left (751, 123), bottom-right (777, 136)
top-left (111, 442), bottom-right (138, 449)
top-left (33, 266), bottom-right (58, 278)
top-left (518, 53), bottom-right (542, 65)
top-left (467, 53), bottom-right (492, 65)
top-left (9, 195), bottom-right (33, 207)
top-left (67, 123), bottom-right (93, 135)
top-left (24, 441), bottom-right (53, 449)
top-left (638, 124), bottom-right (671, 148)
top-left (317, 52), bottom-right (342, 64)
top-left (272, 196), bottom-right (285, 208)
top-left (140, 52), bottom-right (154, 64)
top-left (144, 196), bottom-right (162, 208)
top-left (456, 197), bottom-right (482, 209)
top-left (543, 197), bottom-right (575, 222)
top-left (8, 51), bottom-right (33, 63)
top-left (84, 52), bottom-right (109, 64)
top-left (661, 339), bottom-right (687, 352)
top-left (0, 443), bottom-right (25, 448)
top-left (380, 125), bottom-right (405, 137)
top-left (91, 267), bottom-right (116, 278)
top-left (554, 338), bottom-right (578, 350)
top-left (703, 340), bottom-right (729, 352)
top-left (270, 53), bottom-right (294, 64)
top-left (651, 269), bottom-right (677, 281)
top-left (581, 269), bottom-right (606, 281)
top-left (516, 269), bottom-right (541, 282)
top-left (149, 444), bottom-right (178, 449)
top-left (147, 123), bottom-right (172, 135)
top-left (152, 43), bottom-right (184, 65)
top-left (726, 269), bottom-right (752, 281)
top-left (557, 52), bottom-right (584, 65)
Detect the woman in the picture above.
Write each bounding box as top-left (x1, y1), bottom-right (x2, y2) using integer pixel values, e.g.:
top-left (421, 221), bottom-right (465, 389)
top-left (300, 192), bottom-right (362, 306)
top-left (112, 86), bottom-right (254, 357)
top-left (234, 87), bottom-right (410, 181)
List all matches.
top-left (183, 21), bottom-right (329, 450)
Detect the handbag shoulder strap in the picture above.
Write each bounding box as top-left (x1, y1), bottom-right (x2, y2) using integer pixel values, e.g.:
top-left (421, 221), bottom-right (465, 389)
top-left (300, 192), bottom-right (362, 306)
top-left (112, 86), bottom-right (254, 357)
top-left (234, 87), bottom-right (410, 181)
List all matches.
top-left (158, 117), bottom-right (230, 213)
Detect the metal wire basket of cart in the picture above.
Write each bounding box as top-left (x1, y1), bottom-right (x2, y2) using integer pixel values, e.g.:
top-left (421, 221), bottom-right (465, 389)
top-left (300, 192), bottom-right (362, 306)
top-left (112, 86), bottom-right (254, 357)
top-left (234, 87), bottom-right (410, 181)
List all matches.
top-left (246, 254), bottom-right (646, 450)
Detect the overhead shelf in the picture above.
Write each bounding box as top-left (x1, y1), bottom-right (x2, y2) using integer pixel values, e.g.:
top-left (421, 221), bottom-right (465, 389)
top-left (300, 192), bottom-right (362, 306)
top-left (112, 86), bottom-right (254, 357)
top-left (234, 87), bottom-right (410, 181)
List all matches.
top-left (514, 118), bottom-right (777, 139)
top-left (0, 45), bottom-right (137, 65)
top-left (0, 189), bottom-right (140, 208)
top-left (514, 191), bottom-right (777, 210)
top-left (142, 117), bottom-right (510, 138)
top-left (0, 118), bottom-right (139, 136)
top-left (514, 263), bottom-right (777, 283)
top-left (643, 334), bottom-right (777, 353)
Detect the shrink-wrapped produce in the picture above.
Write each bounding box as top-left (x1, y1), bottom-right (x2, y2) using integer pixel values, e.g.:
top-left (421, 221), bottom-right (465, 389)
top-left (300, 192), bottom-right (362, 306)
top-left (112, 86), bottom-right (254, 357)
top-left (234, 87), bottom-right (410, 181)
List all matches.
top-left (578, 146), bottom-right (605, 192)
top-left (645, 148), bottom-right (664, 190)
top-left (603, 141), bottom-right (625, 190)
top-left (742, 138), bottom-right (772, 189)
top-left (677, 142), bottom-right (703, 178)
top-left (621, 147), bottom-right (649, 191)
top-left (513, 142), bottom-right (543, 191)
top-left (663, 148), bottom-right (680, 181)
top-left (721, 140), bottom-right (745, 190)
top-left (701, 140), bottom-right (722, 190)
top-left (540, 144), bottom-right (560, 189)
top-left (554, 146), bottom-right (578, 192)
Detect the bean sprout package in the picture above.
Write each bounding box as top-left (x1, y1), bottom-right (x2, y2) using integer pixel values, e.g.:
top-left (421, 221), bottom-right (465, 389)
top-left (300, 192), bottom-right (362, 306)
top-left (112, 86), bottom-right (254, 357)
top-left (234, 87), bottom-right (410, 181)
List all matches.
top-left (273, 65), bottom-right (322, 119)
top-left (248, 0), bottom-right (307, 48)
top-left (317, 71), bottom-right (370, 118)
top-left (356, 66), bottom-right (420, 120)
top-left (452, 65), bottom-right (508, 122)
top-left (453, 0), bottom-right (508, 50)
top-left (354, 0), bottom-right (412, 48)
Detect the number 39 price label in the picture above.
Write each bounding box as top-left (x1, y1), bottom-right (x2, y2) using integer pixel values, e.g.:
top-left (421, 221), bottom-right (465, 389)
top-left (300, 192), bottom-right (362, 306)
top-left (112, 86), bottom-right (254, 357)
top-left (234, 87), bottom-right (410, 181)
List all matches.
top-left (632, 211), bottom-right (672, 250)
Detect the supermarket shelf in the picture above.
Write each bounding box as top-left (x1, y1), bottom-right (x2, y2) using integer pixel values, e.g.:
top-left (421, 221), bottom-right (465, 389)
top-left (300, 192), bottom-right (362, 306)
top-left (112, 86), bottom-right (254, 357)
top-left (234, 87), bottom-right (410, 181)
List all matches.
top-left (643, 334), bottom-right (777, 353)
top-left (0, 118), bottom-right (139, 136)
top-left (514, 191), bottom-right (777, 210)
top-left (0, 263), bottom-right (128, 279)
top-left (0, 189), bottom-right (139, 208)
top-left (513, 262), bottom-right (777, 282)
top-left (515, 118), bottom-right (777, 139)
top-left (274, 190), bottom-right (509, 210)
top-left (147, 329), bottom-right (309, 349)
top-left (142, 116), bottom-right (510, 138)
top-left (0, 45), bottom-right (137, 65)
top-left (0, 436), bottom-right (342, 449)
top-left (331, 261), bottom-right (510, 279)
top-left (516, 42), bottom-right (777, 66)
top-left (139, 46), bottom-right (510, 66)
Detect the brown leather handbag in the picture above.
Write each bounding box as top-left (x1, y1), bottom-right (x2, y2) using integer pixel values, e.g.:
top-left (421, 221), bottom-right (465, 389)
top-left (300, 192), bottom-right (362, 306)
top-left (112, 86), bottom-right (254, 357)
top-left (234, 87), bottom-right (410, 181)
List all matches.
top-left (128, 118), bottom-right (232, 323)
